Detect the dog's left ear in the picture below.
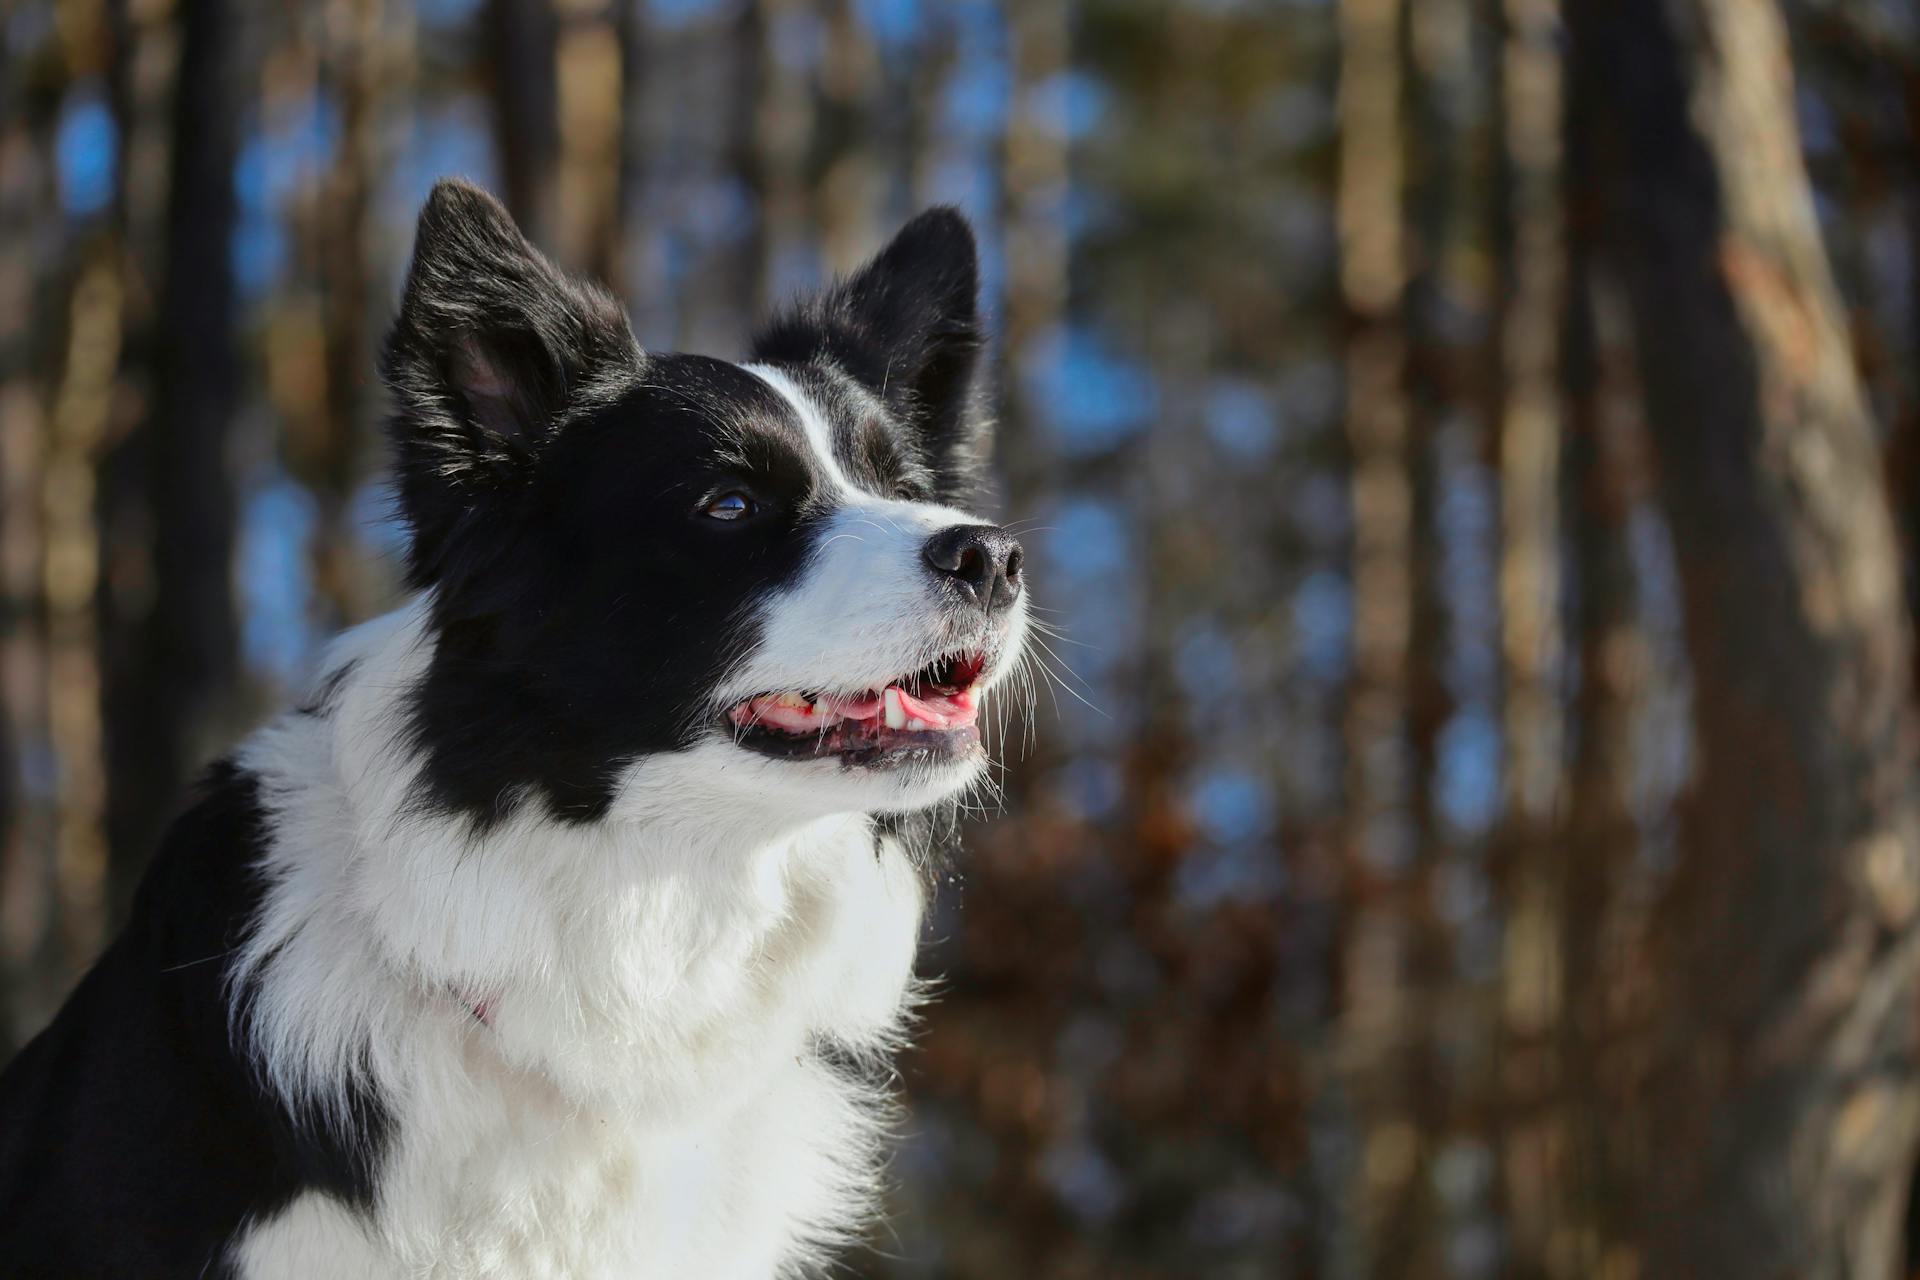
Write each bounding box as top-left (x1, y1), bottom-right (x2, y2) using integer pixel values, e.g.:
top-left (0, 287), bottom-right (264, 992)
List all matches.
top-left (752, 208), bottom-right (988, 501)
top-left (382, 179), bottom-right (641, 586)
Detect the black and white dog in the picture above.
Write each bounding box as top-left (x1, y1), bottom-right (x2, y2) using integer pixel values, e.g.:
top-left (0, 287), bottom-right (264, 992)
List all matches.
top-left (0, 181), bottom-right (1029, 1277)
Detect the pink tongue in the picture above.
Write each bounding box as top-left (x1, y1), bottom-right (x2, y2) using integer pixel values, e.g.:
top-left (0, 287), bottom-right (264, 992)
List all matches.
top-left (895, 685), bottom-right (978, 729)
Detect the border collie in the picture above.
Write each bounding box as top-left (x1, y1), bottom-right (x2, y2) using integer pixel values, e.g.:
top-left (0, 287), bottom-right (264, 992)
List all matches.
top-left (0, 180), bottom-right (1030, 1278)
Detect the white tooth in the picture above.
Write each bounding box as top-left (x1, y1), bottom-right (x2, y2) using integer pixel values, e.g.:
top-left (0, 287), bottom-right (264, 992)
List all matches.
top-left (883, 688), bottom-right (907, 730)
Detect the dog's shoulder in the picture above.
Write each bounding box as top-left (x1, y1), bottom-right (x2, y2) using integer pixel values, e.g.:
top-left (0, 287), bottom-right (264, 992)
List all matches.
top-left (0, 759), bottom-right (383, 1275)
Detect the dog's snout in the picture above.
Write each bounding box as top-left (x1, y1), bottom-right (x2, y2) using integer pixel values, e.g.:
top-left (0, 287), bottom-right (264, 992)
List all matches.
top-left (922, 524), bottom-right (1024, 613)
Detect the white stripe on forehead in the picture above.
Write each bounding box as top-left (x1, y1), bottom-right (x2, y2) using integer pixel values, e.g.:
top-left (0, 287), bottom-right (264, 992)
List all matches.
top-left (741, 363), bottom-right (853, 496)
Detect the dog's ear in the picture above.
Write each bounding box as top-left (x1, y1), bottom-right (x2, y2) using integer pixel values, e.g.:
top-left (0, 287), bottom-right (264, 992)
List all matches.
top-left (751, 208), bottom-right (989, 503)
top-left (382, 179), bottom-right (640, 586)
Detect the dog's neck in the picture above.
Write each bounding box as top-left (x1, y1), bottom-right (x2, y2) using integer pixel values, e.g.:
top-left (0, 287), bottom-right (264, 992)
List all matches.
top-left (230, 599), bottom-right (921, 1118)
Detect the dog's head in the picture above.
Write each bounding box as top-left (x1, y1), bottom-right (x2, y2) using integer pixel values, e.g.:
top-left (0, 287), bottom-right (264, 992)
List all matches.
top-left (380, 181), bottom-right (1029, 828)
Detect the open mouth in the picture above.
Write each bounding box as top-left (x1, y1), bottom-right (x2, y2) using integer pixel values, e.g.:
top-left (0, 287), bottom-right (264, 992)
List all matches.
top-left (726, 651), bottom-right (988, 768)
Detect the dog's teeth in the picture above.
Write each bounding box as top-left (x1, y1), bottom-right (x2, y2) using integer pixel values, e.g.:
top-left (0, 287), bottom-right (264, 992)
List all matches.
top-left (883, 688), bottom-right (907, 730)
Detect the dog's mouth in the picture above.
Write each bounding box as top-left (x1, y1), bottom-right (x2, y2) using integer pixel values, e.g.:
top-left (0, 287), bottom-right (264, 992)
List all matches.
top-left (725, 650), bottom-right (988, 768)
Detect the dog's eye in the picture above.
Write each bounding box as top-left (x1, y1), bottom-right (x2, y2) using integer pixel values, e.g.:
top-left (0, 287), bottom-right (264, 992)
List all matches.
top-left (702, 491), bottom-right (758, 522)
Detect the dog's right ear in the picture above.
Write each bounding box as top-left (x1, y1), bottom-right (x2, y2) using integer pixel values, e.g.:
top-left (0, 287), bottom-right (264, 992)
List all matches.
top-left (381, 179), bottom-right (640, 587)
top-left (750, 208), bottom-right (988, 505)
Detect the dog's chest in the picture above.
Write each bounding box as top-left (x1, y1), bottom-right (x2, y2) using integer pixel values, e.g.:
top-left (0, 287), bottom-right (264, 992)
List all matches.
top-left (235, 1054), bottom-right (872, 1279)
top-left (232, 819), bottom-right (926, 1279)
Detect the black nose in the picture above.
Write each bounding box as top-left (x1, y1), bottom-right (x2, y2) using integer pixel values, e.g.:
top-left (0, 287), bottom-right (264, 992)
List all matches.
top-left (922, 524), bottom-right (1024, 613)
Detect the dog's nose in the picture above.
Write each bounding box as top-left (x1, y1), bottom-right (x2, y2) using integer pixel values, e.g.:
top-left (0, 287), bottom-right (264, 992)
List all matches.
top-left (922, 524), bottom-right (1024, 612)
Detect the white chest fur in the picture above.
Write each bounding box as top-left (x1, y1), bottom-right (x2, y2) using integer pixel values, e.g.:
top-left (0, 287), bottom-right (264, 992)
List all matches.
top-left (232, 808), bottom-right (924, 1280)
top-left (236, 1045), bottom-right (896, 1280)
top-left (225, 611), bottom-right (929, 1279)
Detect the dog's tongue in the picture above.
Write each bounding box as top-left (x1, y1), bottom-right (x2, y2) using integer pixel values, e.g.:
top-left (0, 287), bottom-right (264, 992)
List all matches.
top-left (883, 685), bottom-right (977, 730)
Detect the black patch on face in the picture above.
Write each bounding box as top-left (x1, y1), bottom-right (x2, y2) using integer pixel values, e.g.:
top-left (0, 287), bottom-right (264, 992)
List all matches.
top-left (399, 354), bottom-right (832, 826)
top-left (378, 181), bottom-right (995, 827)
top-left (0, 761), bottom-right (391, 1274)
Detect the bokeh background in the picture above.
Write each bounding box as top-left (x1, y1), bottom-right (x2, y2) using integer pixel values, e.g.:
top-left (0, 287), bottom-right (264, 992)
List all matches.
top-left (5, 0), bottom-right (1920, 1276)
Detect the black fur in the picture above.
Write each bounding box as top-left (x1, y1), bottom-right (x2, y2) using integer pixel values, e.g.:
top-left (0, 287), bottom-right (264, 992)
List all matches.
top-left (0, 762), bottom-right (388, 1278)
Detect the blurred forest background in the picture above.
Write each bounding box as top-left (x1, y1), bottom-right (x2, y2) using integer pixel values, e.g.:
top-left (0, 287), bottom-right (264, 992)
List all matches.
top-left (5, 0), bottom-right (1920, 1275)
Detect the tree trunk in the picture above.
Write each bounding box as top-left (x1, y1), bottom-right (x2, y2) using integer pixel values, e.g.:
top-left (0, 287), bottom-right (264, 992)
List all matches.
top-left (610, 0), bottom-right (649, 307)
top-left (96, 0), bottom-right (173, 925)
top-left (1395, 0), bottom-right (1474, 1265)
top-left (310, 0), bottom-right (390, 628)
top-left (484, 0), bottom-right (558, 246)
top-left (743, 0), bottom-right (813, 318)
top-left (99, 0), bottom-right (242, 917)
top-left (1554, 50), bottom-right (1642, 1265)
top-left (1569, 0), bottom-right (1920, 1273)
top-left (554, 6), bottom-right (621, 277)
top-left (1491, 0), bottom-right (1568, 1265)
top-left (0, 34), bottom-right (68, 1048)
top-left (1333, 0), bottom-right (1415, 1270)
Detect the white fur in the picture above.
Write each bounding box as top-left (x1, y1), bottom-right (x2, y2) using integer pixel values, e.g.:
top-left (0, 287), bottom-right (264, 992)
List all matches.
top-left (228, 372), bottom-right (1026, 1278)
top-left (731, 362), bottom-right (1031, 803)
